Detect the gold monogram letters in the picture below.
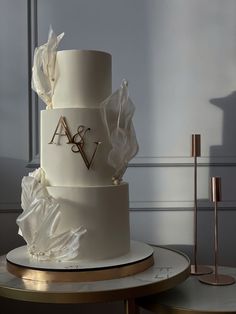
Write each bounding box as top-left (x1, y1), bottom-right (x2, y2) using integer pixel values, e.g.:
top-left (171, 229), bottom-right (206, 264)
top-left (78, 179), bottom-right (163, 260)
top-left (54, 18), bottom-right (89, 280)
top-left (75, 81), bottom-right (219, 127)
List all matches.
top-left (49, 116), bottom-right (101, 169)
top-left (49, 116), bottom-right (73, 144)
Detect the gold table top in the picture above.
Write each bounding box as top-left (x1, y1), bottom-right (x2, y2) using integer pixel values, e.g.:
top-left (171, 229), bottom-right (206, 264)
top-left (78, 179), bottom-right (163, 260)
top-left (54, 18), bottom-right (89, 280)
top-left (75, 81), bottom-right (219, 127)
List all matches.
top-left (0, 246), bottom-right (190, 304)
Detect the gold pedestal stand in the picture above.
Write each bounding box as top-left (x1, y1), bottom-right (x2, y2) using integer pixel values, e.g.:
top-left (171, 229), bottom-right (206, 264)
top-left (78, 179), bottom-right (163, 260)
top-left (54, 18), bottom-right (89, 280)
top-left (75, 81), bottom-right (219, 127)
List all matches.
top-left (199, 177), bottom-right (235, 286)
top-left (190, 134), bottom-right (212, 276)
top-left (7, 255), bottom-right (154, 283)
top-left (6, 242), bottom-right (154, 283)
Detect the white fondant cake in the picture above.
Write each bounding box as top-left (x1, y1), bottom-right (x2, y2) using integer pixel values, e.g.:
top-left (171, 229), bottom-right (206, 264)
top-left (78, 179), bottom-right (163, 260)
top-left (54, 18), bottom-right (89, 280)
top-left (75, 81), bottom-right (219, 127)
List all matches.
top-left (47, 184), bottom-right (130, 260)
top-left (40, 50), bottom-right (130, 261)
top-left (52, 50), bottom-right (112, 108)
top-left (16, 29), bottom-right (139, 263)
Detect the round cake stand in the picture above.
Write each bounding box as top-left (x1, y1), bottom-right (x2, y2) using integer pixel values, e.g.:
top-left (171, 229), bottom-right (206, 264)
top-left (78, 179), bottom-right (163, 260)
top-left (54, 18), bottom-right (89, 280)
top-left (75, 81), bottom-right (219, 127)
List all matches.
top-left (6, 241), bottom-right (154, 282)
top-left (0, 246), bottom-right (190, 314)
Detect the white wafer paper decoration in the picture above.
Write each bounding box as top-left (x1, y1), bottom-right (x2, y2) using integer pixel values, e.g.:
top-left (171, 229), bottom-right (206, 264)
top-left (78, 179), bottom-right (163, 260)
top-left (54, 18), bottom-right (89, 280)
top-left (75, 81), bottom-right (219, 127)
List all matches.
top-left (100, 80), bottom-right (139, 182)
top-left (17, 168), bottom-right (87, 261)
top-left (31, 26), bottom-right (64, 109)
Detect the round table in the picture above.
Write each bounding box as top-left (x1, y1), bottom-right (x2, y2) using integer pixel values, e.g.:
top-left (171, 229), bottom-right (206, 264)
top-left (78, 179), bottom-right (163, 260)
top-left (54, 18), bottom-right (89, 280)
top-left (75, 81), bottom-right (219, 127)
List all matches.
top-left (137, 266), bottom-right (236, 314)
top-left (0, 246), bottom-right (190, 313)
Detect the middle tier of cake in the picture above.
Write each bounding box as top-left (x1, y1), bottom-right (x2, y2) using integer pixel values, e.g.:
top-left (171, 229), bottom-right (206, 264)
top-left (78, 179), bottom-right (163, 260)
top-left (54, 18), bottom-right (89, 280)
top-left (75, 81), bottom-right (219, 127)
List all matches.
top-left (41, 108), bottom-right (115, 187)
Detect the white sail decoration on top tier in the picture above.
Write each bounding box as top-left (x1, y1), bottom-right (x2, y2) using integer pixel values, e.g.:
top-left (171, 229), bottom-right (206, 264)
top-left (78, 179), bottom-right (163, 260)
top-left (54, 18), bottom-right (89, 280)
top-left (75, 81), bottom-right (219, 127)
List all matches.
top-left (17, 168), bottom-right (87, 261)
top-left (100, 80), bottom-right (139, 183)
top-left (31, 26), bottom-right (64, 109)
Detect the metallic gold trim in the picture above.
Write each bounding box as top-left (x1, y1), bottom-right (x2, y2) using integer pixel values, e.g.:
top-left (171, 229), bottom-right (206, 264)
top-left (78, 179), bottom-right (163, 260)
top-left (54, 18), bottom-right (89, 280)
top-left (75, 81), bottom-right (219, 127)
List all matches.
top-left (190, 134), bottom-right (212, 276)
top-left (48, 116), bottom-right (73, 144)
top-left (49, 117), bottom-right (101, 169)
top-left (0, 247), bottom-right (190, 304)
top-left (190, 264), bottom-right (212, 276)
top-left (199, 273), bottom-right (235, 286)
top-left (71, 138), bottom-right (102, 170)
top-left (211, 177), bottom-right (221, 202)
top-left (192, 134), bottom-right (199, 273)
top-left (1, 261), bottom-right (190, 304)
top-left (71, 125), bottom-right (90, 150)
top-left (7, 255), bottom-right (154, 283)
top-left (199, 178), bottom-right (235, 285)
top-left (71, 125), bottom-right (102, 169)
top-left (191, 134), bottom-right (201, 157)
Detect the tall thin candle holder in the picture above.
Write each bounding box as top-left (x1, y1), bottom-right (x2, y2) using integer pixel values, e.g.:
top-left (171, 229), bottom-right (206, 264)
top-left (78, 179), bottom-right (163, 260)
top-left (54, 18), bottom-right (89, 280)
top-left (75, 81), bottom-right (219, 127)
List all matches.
top-left (190, 134), bottom-right (212, 276)
top-left (199, 177), bottom-right (235, 285)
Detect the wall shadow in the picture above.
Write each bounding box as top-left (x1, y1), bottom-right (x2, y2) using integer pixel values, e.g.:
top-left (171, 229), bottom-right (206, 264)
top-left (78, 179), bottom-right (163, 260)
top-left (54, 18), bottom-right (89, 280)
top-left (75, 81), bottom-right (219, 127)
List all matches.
top-left (183, 92), bottom-right (236, 267)
top-left (201, 91), bottom-right (236, 266)
top-left (210, 91), bottom-right (236, 158)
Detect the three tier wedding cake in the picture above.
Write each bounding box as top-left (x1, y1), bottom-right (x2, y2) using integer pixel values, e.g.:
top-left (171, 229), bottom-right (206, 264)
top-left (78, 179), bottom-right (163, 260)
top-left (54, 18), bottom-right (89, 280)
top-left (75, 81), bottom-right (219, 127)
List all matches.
top-left (15, 28), bottom-right (140, 263)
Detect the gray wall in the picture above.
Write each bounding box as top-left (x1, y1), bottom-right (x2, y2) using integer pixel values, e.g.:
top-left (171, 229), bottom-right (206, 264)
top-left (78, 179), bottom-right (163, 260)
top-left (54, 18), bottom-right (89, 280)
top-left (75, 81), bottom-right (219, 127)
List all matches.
top-left (1, 0), bottom-right (236, 313)
top-left (0, 0), bottom-right (29, 249)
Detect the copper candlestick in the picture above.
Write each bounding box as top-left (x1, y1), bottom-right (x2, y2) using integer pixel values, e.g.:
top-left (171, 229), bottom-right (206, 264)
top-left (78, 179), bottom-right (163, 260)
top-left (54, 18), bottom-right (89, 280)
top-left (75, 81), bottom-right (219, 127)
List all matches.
top-left (199, 177), bottom-right (235, 285)
top-left (190, 134), bottom-right (212, 276)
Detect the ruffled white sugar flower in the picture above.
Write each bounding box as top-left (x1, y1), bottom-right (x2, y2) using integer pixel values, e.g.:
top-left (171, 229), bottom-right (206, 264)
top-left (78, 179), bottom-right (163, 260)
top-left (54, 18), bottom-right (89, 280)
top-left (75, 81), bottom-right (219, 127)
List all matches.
top-left (31, 26), bottom-right (64, 109)
top-left (100, 80), bottom-right (139, 183)
top-left (17, 168), bottom-right (86, 261)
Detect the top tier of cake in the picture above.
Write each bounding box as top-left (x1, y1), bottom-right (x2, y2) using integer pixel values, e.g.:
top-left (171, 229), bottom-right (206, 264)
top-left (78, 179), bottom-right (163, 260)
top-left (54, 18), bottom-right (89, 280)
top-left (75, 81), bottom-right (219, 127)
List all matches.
top-left (52, 50), bottom-right (112, 108)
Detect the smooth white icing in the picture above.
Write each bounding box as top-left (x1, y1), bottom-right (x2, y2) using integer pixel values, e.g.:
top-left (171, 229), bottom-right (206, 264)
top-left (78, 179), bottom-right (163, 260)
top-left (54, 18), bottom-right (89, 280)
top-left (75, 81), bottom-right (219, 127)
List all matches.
top-left (52, 50), bottom-right (111, 108)
top-left (47, 183), bottom-right (130, 260)
top-left (39, 50), bottom-right (131, 261)
top-left (41, 108), bottom-right (115, 186)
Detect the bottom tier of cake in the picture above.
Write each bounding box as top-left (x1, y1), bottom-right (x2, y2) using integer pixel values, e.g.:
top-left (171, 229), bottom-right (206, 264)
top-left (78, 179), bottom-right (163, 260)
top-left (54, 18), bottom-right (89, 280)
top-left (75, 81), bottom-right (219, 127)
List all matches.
top-left (47, 182), bottom-right (130, 261)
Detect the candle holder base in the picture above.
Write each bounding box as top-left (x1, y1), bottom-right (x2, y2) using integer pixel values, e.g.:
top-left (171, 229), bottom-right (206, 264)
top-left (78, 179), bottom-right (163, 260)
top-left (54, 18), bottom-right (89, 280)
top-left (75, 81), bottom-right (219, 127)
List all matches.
top-left (199, 273), bottom-right (235, 286)
top-left (190, 265), bottom-right (212, 276)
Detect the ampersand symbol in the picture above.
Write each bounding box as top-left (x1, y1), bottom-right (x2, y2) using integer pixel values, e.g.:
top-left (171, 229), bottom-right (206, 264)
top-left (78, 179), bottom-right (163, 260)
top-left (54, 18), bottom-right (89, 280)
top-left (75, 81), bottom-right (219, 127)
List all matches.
top-left (71, 125), bottom-right (90, 153)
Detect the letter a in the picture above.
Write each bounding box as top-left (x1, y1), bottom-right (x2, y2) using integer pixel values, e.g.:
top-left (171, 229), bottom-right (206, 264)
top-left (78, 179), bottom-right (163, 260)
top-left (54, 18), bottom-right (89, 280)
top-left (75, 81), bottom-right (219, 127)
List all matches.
top-left (48, 116), bottom-right (73, 144)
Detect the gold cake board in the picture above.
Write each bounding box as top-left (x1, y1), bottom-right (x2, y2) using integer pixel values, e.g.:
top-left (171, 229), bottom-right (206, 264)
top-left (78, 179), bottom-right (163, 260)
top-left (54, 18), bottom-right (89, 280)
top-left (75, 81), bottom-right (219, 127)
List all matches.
top-left (6, 241), bottom-right (154, 282)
